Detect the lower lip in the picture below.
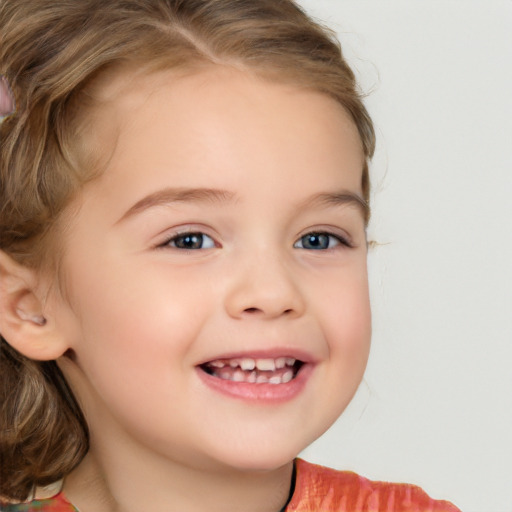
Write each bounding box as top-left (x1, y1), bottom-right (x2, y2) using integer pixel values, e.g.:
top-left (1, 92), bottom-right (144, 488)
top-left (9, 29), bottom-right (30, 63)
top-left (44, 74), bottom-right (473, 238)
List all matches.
top-left (196, 364), bottom-right (314, 403)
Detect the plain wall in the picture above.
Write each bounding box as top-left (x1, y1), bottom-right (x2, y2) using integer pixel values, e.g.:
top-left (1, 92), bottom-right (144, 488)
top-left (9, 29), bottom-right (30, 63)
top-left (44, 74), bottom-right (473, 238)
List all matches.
top-left (296, 2), bottom-right (512, 512)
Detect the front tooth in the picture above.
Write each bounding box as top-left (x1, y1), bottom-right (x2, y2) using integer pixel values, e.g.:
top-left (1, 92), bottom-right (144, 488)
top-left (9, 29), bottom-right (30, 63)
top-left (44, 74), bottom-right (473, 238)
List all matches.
top-left (275, 357), bottom-right (286, 369)
top-left (285, 358), bottom-right (296, 367)
top-left (269, 376), bottom-right (282, 385)
top-left (240, 358), bottom-right (256, 371)
top-left (229, 359), bottom-right (240, 368)
top-left (247, 371), bottom-right (257, 383)
top-left (256, 374), bottom-right (269, 384)
top-left (256, 358), bottom-right (276, 371)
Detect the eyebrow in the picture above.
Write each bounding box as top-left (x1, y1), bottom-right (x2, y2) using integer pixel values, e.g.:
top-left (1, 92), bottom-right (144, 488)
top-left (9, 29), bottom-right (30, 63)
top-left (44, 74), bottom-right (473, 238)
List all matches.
top-left (116, 187), bottom-right (369, 224)
top-left (299, 191), bottom-right (370, 222)
top-left (116, 187), bottom-right (235, 224)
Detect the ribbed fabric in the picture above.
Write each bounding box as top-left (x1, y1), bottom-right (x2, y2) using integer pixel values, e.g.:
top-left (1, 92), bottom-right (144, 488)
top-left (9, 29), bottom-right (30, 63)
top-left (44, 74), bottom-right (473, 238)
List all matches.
top-left (286, 459), bottom-right (461, 512)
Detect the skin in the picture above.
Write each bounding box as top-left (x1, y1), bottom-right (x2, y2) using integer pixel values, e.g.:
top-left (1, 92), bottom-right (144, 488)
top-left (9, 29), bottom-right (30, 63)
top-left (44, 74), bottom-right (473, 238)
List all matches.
top-left (0, 75), bottom-right (15, 118)
top-left (35, 67), bottom-right (371, 511)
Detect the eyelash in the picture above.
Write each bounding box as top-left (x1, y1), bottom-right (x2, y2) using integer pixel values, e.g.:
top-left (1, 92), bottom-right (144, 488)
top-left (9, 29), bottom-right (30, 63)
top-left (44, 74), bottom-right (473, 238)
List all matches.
top-left (160, 231), bottom-right (217, 250)
top-left (158, 230), bottom-right (352, 251)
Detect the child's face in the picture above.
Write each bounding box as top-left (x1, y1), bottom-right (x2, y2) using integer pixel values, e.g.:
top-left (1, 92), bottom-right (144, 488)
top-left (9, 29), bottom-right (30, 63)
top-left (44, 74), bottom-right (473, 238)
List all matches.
top-left (54, 67), bottom-right (371, 472)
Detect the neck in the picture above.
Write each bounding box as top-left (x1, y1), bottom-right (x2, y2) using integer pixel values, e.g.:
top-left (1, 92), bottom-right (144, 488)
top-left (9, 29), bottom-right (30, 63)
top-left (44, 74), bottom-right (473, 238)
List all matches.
top-left (64, 449), bottom-right (294, 512)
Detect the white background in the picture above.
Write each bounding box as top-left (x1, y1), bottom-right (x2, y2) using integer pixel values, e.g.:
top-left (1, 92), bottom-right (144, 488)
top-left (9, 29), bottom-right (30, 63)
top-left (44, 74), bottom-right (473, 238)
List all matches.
top-left (296, 2), bottom-right (512, 511)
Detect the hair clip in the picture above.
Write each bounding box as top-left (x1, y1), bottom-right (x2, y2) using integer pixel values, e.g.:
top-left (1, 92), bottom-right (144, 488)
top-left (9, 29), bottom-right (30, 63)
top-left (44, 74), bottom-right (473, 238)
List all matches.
top-left (0, 74), bottom-right (16, 123)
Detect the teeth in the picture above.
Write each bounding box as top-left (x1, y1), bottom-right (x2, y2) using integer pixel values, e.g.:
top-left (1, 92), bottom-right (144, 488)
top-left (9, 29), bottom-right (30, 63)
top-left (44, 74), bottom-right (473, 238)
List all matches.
top-left (275, 357), bottom-right (286, 369)
top-left (219, 369), bottom-right (232, 380)
top-left (240, 358), bottom-right (256, 371)
top-left (233, 370), bottom-right (245, 382)
top-left (205, 356), bottom-right (300, 382)
top-left (255, 358), bottom-right (276, 371)
top-left (282, 370), bottom-right (294, 383)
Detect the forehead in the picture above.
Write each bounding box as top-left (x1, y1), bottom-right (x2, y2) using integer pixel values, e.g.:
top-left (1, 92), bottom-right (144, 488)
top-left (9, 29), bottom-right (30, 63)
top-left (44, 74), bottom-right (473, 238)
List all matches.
top-left (82, 66), bottom-right (365, 211)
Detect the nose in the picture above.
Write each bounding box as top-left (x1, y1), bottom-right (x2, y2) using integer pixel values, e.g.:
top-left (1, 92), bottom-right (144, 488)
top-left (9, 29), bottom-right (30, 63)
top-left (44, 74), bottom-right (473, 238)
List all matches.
top-left (223, 248), bottom-right (306, 320)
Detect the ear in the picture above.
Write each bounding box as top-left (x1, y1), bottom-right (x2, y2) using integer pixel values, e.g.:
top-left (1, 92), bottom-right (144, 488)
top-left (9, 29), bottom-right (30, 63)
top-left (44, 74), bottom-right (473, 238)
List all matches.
top-left (0, 250), bottom-right (69, 360)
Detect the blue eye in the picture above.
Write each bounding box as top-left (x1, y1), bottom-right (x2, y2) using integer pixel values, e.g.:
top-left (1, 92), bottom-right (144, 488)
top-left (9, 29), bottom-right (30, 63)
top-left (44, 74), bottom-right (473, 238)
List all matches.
top-left (294, 232), bottom-right (345, 250)
top-left (166, 232), bottom-right (215, 250)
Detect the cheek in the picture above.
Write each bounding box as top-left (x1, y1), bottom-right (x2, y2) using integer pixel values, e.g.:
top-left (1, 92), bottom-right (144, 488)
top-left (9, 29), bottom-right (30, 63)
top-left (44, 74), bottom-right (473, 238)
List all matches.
top-left (71, 254), bottom-right (202, 328)
top-left (62, 273), bottom-right (202, 434)
top-left (319, 271), bottom-right (372, 365)
top-left (61, 261), bottom-right (225, 451)
top-left (65, 260), bottom-right (211, 383)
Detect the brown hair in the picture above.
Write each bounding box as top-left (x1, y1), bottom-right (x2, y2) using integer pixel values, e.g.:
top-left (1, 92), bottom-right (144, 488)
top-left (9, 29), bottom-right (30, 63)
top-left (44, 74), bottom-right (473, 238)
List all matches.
top-left (0, 0), bottom-right (375, 501)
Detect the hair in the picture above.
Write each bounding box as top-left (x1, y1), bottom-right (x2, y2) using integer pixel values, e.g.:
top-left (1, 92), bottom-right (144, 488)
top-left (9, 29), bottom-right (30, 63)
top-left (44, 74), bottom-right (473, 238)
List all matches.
top-left (0, 0), bottom-right (375, 502)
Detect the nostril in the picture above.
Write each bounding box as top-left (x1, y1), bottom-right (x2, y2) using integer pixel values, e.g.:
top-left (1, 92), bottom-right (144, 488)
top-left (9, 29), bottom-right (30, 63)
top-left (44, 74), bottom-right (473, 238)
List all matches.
top-left (243, 307), bottom-right (261, 314)
top-left (242, 307), bottom-right (295, 316)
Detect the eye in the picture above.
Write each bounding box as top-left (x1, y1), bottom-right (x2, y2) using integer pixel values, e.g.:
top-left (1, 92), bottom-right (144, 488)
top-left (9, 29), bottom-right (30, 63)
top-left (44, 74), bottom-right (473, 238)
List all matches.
top-left (164, 232), bottom-right (216, 250)
top-left (294, 232), bottom-right (347, 250)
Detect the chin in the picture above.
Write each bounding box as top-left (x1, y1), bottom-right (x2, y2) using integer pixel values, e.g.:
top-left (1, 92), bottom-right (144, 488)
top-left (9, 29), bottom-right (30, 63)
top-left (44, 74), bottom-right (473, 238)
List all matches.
top-left (206, 437), bottom-right (309, 473)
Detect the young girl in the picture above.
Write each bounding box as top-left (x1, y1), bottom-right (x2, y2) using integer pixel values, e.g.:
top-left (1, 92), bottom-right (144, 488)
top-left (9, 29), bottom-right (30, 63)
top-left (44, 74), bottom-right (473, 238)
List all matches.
top-left (0, 1), bottom-right (460, 510)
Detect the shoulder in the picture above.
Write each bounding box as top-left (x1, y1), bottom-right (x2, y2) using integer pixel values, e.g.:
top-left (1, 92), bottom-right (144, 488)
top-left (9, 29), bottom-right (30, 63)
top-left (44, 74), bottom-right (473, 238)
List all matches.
top-left (286, 458), bottom-right (461, 512)
top-left (0, 493), bottom-right (77, 512)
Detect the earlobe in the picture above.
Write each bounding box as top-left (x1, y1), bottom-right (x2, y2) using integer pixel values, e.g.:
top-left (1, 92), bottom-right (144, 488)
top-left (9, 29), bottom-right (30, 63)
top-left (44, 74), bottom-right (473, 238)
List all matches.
top-left (0, 250), bottom-right (68, 361)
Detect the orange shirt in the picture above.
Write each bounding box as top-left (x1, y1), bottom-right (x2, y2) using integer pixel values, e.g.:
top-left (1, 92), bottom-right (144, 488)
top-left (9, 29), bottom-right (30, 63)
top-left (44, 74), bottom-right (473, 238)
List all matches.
top-left (286, 459), bottom-right (461, 512)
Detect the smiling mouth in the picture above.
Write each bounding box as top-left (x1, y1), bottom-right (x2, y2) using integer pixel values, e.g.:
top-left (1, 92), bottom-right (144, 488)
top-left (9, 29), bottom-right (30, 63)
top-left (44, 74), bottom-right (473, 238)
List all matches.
top-left (199, 357), bottom-right (304, 385)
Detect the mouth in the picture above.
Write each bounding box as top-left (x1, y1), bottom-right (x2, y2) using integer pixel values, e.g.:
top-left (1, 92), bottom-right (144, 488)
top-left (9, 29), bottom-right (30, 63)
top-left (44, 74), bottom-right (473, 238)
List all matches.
top-left (199, 356), bottom-right (305, 385)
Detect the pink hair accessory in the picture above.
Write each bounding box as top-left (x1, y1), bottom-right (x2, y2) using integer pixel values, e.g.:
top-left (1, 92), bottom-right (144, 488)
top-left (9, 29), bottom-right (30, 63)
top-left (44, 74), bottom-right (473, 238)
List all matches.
top-left (0, 74), bottom-right (16, 123)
